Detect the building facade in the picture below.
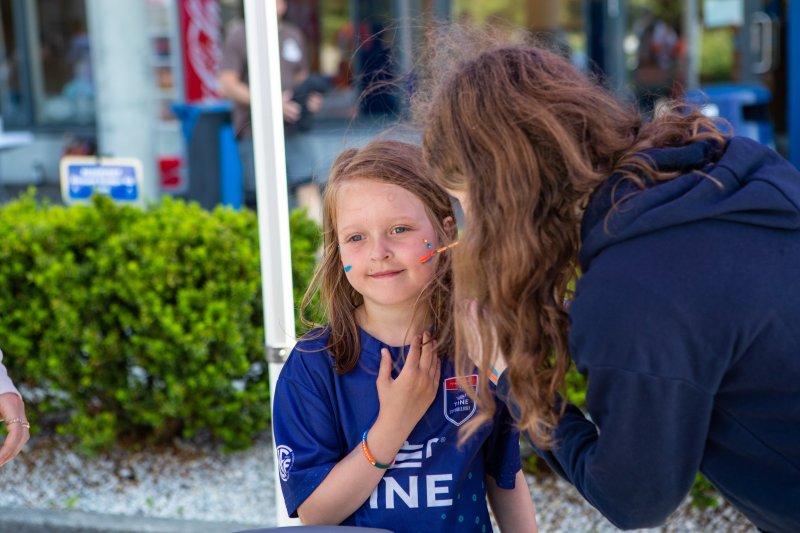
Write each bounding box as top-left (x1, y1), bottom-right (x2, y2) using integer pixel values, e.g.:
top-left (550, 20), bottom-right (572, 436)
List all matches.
top-left (0, 0), bottom-right (796, 203)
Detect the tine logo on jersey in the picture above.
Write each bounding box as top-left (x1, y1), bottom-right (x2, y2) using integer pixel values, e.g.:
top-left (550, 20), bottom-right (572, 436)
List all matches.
top-left (389, 437), bottom-right (442, 469)
top-left (276, 444), bottom-right (295, 481)
top-left (390, 441), bottom-right (424, 469)
top-left (369, 437), bottom-right (453, 509)
top-left (443, 375), bottom-right (477, 426)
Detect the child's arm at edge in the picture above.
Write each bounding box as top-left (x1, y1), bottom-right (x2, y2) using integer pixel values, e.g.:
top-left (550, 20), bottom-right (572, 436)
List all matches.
top-left (487, 470), bottom-right (539, 532)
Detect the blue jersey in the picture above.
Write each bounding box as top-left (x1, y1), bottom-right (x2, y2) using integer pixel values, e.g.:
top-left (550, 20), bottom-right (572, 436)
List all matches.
top-left (272, 328), bottom-right (521, 532)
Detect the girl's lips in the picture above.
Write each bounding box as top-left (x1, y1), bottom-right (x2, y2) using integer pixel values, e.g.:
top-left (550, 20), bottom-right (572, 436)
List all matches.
top-left (369, 270), bottom-right (403, 279)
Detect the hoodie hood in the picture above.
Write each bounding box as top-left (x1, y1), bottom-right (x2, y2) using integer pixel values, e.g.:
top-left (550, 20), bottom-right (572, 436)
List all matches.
top-left (579, 136), bottom-right (800, 271)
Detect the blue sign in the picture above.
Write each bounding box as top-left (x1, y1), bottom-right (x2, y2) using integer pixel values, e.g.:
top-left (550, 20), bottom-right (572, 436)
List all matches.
top-left (60, 157), bottom-right (142, 205)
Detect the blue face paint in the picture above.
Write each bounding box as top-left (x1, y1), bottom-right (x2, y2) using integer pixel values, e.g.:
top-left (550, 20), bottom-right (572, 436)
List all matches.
top-left (344, 265), bottom-right (352, 273)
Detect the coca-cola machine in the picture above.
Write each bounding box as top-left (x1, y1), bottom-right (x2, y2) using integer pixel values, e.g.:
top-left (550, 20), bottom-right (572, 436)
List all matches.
top-left (170, 0), bottom-right (242, 209)
top-left (179, 0), bottom-right (221, 103)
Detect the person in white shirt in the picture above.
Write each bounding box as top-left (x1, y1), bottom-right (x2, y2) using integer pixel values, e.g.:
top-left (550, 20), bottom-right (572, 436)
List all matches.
top-left (0, 349), bottom-right (29, 466)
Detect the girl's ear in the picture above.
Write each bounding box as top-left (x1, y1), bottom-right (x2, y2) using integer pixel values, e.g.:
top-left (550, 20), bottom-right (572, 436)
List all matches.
top-left (443, 216), bottom-right (457, 240)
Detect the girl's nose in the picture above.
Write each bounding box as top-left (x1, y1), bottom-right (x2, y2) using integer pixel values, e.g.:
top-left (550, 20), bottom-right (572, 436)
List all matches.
top-left (369, 237), bottom-right (393, 261)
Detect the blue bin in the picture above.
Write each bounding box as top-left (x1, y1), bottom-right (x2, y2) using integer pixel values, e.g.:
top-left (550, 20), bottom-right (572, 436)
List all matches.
top-left (685, 85), bottom-right (775, 148)
top-left (172, 101), bottom-right (242, 210)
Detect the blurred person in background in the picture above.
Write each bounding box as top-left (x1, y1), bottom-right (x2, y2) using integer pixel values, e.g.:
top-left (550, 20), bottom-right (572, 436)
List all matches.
top-left (634, 11), bottom-right (685, 118)
top-left (218, 0), bottom-right (324, 221)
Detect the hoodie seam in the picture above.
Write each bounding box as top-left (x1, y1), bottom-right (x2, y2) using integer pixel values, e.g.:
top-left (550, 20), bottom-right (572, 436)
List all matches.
top-left (583, 363), bottom-right (714, 395)
top-left (711, 406), bottom-right (800, 473)
top-left (715, 162), bottom-right (800, 214)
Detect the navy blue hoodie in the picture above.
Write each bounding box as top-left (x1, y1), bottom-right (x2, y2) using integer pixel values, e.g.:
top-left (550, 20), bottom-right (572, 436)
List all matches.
top-left (501, 136), bottom-right (800, 532)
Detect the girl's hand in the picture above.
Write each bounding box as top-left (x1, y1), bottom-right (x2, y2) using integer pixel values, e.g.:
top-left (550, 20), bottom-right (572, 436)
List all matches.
top-left (0, 392), bottom-right (29, 466)
top-left (375, 331), bottom-right (441, 436)
top-left (282, 90), bottom-right (301, 123)
top-left (296, 334), bottom-right (441, 524)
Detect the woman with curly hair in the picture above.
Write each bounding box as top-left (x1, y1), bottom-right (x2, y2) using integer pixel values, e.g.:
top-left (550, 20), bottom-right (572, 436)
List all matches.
top-left (416, 31), bottom-right (800, 533)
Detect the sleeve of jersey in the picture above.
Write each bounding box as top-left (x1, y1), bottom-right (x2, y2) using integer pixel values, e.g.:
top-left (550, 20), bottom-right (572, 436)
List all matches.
top-left (272, 351), bottom-right (344, 518)
top-left (482, 398), bottom-right (521, 489)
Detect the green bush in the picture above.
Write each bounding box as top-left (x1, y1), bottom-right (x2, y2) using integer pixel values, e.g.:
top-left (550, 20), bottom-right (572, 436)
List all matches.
top-left (0, 192), bottom-right (319, 452)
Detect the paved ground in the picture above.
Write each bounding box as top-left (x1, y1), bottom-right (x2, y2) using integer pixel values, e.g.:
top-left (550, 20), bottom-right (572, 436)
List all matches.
top-left (0, 432), bottom-right (757, 533)
top-left (0, 507), bottom-right (261, 533)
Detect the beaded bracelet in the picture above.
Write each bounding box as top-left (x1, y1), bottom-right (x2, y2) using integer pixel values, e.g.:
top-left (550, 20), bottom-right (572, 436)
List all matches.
top-left (361, 430), bottom-right (392, 469)
top-left (4, 418), bottom-right (30, 429)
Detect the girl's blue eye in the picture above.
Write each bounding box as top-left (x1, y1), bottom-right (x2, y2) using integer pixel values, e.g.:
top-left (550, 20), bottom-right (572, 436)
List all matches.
top-left (391, 226), bottom-right (409, 235)
top-left (348, 235), bottom-right (363, 242)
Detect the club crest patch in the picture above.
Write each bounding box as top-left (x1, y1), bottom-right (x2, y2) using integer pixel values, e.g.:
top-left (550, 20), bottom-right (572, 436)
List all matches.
top-left (443, 375), bottom-right (478, 426)
top-left (277, 444), bottom-right (295, 481)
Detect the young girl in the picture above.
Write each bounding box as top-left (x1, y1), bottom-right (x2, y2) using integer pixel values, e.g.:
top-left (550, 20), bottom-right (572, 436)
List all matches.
top-left (272, 140), bottom-right (538, 532)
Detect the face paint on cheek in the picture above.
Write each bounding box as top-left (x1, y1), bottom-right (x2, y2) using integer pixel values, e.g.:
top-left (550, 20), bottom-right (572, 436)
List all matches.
top-left (419, 239), bottom-right (436, 264)
top-left (337, 244), bottom-right (352, 273)
top-left (418, 240), bottom-right (459, 264)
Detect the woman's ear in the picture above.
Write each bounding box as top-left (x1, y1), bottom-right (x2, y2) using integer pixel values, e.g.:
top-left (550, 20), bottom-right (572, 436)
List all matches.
top-left (443, 216), bottom-right (457, 240)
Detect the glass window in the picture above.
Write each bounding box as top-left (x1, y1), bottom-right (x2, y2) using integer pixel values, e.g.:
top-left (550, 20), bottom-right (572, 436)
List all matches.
top-left (0, 0), bottom-right (28, 127)
top-left (0, 0), bottom-right (95, 128)
top-left (29, 0), bottom-right (95, 125)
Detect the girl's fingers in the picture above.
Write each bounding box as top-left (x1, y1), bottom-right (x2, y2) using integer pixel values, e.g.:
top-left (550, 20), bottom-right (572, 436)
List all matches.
top-left (428, 339), bottom-right (440, 377)
top-left (419, 332), bottom-right (434, 372)
top-left (377, 348), bottom-right (393, 385)
top-left (405, 335), bottom-right (422, 368)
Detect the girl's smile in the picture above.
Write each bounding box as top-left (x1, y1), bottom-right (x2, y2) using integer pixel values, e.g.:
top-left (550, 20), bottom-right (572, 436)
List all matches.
top-left (369, 269), bottom-right (404, 278)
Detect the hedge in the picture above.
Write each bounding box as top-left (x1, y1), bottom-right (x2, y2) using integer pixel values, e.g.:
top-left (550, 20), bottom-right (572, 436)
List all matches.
top-left (0, 192), bottom-right (319, 452)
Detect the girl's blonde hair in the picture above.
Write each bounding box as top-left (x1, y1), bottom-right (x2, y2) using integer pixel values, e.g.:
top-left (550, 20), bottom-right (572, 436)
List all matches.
top-left (415, 30), bottom-right (729, 447)
top-left (300, 140), bottom-right (456, 373)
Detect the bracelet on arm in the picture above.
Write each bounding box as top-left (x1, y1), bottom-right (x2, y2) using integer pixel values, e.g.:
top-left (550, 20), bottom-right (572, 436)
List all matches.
top-left (361, 430), bottom-right (392, 469)
top-left (4, 417), bottom-right (30, 429)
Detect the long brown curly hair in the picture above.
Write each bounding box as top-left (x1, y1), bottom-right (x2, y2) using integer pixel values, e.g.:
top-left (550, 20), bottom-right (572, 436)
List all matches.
top-left (415, 29), bottom-right (729, 447)
top-left (300, 139), bottom-right (456, 373)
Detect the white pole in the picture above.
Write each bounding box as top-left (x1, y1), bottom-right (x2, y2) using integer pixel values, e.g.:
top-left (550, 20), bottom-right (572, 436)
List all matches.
top-left (242, 0), bottom-right (299, 526)
top-left (683, 0), bottom-right (700, 91)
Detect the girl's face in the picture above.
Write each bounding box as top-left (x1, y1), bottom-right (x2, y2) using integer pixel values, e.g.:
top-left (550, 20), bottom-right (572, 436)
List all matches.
top-left (336, 178), bottom-right (443, 313)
